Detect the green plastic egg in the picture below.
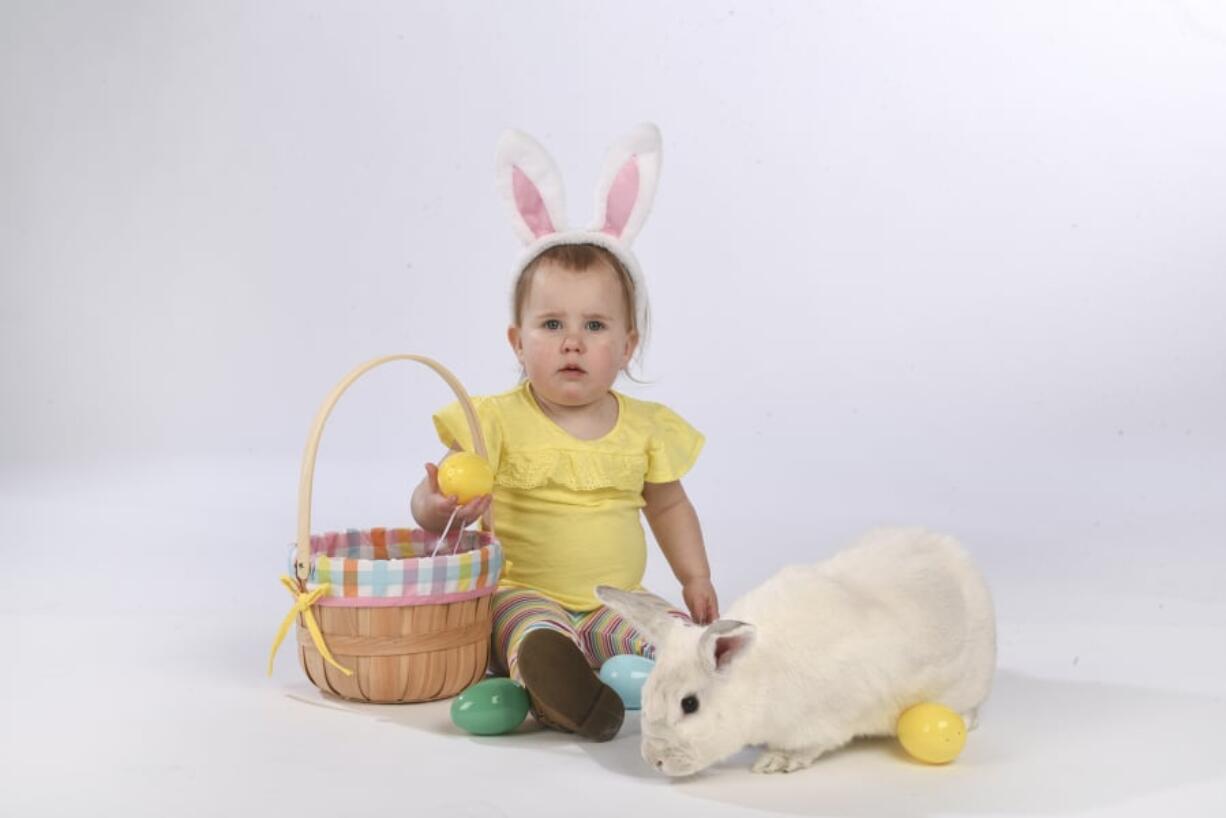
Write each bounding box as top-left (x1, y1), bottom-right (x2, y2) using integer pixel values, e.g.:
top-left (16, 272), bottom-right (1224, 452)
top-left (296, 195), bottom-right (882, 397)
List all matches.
top-left (450, 677), bottom-right (530, 736)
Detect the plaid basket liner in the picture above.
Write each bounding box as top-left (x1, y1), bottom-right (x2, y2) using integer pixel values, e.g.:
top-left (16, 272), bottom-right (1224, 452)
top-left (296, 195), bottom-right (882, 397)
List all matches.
top-left (288, 527), bottom-right (503, 607)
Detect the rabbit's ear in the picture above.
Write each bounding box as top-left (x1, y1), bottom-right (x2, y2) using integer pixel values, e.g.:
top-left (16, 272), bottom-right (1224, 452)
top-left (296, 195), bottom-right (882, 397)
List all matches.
top-left (496, 129), bottom-right (568, 244)
top-left (698, 620), bottom-right (756, 674)
top-left (590, 122), bottom-right (661, 245)
top-left (596, 585), bottom-right (681, 646)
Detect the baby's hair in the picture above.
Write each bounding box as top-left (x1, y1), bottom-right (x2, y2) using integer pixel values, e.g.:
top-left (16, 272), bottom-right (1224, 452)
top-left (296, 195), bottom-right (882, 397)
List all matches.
top-left (512, 244), bottom-right (636, 333)
top-left (512, 244), bottom-right (649, 380)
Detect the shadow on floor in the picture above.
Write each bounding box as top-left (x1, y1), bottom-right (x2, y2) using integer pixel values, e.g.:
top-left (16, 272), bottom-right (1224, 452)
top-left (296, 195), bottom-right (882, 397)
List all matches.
top-left (285, 670), bottom-right (1226, 815)
top-left (596, 670), bottom-right (1226, 816)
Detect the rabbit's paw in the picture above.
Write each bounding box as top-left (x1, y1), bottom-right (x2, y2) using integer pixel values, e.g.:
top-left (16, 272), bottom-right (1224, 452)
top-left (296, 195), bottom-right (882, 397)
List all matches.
top-left (752, 748), bottom-right (823, 774)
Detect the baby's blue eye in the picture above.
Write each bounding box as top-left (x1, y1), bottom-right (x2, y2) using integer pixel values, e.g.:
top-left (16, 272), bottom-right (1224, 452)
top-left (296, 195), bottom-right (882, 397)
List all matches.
top-left (586, 320), bottom-right (605, 331)
top-left (543, 319), bottom-right (562, 330)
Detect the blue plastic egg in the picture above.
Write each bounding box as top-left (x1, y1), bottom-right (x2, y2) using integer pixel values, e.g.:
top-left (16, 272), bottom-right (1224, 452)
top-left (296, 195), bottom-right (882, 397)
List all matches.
top-left (599, 654), bottom-right (656, 710)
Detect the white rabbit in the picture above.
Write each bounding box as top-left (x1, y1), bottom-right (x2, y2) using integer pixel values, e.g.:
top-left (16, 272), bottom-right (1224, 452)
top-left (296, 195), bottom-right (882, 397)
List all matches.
top-left (595, 527), bottom-right (996, 776)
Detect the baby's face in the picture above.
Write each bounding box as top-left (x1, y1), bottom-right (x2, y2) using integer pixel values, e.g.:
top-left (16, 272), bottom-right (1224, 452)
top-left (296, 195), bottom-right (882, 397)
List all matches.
top-left (509, 260), bottom-right (638, 408)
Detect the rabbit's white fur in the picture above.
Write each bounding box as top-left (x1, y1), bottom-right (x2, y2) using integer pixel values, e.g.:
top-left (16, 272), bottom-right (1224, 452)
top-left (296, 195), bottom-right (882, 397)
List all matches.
top-left (596, 527), bottom-right (996, 776)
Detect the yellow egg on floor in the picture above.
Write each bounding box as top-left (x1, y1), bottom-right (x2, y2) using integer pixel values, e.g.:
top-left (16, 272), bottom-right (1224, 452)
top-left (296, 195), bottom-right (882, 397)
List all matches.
top-left (437, 452), bottom-right (494, 504)
top-left (897, 702), bottom-right (967, 764)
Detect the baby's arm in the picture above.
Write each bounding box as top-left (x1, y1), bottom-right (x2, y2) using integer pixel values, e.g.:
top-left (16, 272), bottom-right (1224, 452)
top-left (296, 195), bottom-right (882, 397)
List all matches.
top-left (410, 448), bottom-right (492, 534)
top-left (642, 479), bottom-right (719, 624)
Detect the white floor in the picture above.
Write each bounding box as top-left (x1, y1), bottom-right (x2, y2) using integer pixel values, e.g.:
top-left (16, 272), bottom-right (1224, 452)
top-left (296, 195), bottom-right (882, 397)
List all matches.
top-left (3, 458), bottom-right (1224, 818)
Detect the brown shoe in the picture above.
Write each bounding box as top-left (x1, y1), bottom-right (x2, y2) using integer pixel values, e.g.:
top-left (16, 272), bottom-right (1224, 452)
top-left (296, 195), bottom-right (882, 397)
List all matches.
top-left (517, 629), bottom-right (624, 742)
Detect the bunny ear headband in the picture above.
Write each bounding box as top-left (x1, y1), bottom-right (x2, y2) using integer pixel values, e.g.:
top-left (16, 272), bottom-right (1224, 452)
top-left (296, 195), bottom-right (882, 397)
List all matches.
top-left (495, 123), bottom-right (662, 335)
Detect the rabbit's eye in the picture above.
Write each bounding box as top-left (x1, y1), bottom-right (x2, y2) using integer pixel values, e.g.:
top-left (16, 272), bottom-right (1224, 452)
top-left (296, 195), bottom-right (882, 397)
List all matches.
top-left (681, 695), bottom-right (699, 715)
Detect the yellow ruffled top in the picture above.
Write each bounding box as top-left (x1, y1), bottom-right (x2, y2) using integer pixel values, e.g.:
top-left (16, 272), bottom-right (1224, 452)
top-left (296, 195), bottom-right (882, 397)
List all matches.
top-left (433, 381), bottom-right (704, 611)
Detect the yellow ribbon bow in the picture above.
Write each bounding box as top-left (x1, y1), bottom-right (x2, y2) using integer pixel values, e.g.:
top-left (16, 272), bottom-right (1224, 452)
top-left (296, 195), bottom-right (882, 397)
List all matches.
top-left (268, 576), bottom-right (353, 677)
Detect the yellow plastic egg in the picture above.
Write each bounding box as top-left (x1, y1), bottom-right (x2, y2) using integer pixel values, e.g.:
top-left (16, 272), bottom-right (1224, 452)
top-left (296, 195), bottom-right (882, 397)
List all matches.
top-left (897, 702), bottom-right (967, 764)
top-left (437, 452), bottom-right (494, 504)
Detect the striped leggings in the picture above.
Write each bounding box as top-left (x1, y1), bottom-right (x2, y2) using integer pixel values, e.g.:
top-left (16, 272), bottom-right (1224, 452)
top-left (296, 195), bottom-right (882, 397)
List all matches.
top-left (491, 587), bottom-right (689, 684)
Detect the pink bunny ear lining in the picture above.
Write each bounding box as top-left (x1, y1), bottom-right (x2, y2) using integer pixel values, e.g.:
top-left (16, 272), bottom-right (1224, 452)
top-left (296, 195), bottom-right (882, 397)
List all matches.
top-left (600, 156), bottom-right (640, 237)
top-left (512, 165), bottom-right (556, 239)
top-left (714, 633), bottom-right (750, 670)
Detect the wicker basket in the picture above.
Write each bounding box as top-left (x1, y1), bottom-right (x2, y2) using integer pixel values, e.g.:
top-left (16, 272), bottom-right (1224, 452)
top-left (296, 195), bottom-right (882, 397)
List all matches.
top-left (272, 354), bottom-right (503, 704)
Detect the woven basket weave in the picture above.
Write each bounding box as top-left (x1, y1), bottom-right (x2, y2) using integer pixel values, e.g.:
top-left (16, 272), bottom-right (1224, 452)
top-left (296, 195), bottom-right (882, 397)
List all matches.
top-left (285, 354), bottom-right (502, 704)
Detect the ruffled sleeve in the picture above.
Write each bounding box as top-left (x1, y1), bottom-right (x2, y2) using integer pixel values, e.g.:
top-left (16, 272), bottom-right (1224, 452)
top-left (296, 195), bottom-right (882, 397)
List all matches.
top-left (645, 404), bottom-right (704, 483)
top-left (432, 398), bottom-right (502, 470)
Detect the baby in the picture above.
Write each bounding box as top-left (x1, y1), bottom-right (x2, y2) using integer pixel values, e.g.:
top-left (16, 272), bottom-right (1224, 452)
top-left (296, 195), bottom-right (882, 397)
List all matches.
top-left (411, 125), bottom-right (716, 741)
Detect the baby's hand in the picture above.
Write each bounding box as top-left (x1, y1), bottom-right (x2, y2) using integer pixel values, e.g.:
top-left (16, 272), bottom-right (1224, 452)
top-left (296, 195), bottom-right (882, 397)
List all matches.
top-left (423, 462), bottom-right (492, 529)
top-left (682, 577), bottom-right (720, 626)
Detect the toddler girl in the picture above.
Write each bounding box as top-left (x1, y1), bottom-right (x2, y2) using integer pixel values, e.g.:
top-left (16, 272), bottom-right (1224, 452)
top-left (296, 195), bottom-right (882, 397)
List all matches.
top-left (411, 125), bottom-right (716, 741)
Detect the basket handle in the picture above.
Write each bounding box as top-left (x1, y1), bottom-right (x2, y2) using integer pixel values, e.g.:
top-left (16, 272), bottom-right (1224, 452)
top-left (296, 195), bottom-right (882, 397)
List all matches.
top-left (293, 354), bottom-right (493, 583)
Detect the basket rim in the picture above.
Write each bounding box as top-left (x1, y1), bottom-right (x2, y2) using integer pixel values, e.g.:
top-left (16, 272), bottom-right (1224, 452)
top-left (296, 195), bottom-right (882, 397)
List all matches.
top-left (311, 585), bottom-right (498, 608)
top-left (305, 526), bottom-right (499, 564)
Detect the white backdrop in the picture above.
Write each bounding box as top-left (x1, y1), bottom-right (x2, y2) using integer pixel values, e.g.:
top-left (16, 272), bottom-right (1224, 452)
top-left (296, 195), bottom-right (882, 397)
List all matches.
top-left (3, 3), bottom-right (1225, 816)
top-left (5, 1), bottom-right (1223, 598)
